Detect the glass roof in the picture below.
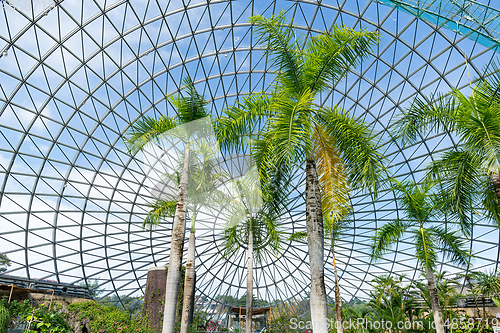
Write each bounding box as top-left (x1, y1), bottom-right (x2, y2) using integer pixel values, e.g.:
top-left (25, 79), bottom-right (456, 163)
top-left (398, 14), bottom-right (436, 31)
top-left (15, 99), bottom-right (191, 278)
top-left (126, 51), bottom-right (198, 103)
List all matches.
top-left (0, 0), bottom-right (499, 311)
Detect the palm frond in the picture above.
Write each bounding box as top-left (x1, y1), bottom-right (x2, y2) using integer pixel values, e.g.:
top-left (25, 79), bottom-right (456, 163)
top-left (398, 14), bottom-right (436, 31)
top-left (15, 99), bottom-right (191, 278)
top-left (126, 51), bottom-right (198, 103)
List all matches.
top-left (221, 223), bottom-right (240, 260)
top-left (124, 115), bottom-right (178, 154)
top-left (215, 92), bottom-right (273, 152)
top-left (267, 89), bottom-right (314, 166)
top-left (430, 225), bottom-right (470, 268)
top-left (456, 94), bottom-right (500, 173)
top-left (143, 200), bottom-right (177, 231)
top-left (323, 213), bottom-right (349, 244)
top-left (371, 219), bottom-right (411, 261)
top-left (288, 231), bottom-right (307, 243)
top-left (475, 60), bottom-right (500, 105)
top-left (249, 12), bottom-right (303, 93)
top-left (391, 93), bottom-right (457, 146)
top-left (168, 77), bottom-right (209, 124)
top-left (304, 25), bottom-right (379, 93)
top-left (391, 179), bottom-right (437, 225)
top-left (252, 136), bottom-right (293, 215)
top-left (482, 175), bottom-right (500, 227)
top-left (411, 227), bottom-right (438, 273)
top-left (425, 149), bottom-right (483, 236)
top-left (320, 106), bottom-right (387, 194)
top-left (313, 123), bottom-right (351, 221)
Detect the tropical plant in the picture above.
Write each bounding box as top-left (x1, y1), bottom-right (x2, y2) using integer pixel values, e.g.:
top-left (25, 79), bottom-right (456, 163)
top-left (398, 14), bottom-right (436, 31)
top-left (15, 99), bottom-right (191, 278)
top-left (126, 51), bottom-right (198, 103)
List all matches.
top-left (221, 167), bottom-right (282, 333)
top-left (456, 272), bottom-right (482, 319)
top-left (124, 77), bottom-right (210, 333)
top-left (147, 141), bottom-right (229, 333)
top-left (414, 272), bottom-right (463, 330)
top-left (471, 270), bottom-right (500, 322)
top-left (324, 213), bottom-right (351, 330)
top-left (391, 60), bottom-right (500, 233)
top-left (342, 300), bottom-right (373, 333)
top-left (371, 179), bottom-right (471, 333)
top-left (0, 305), bottom-right (9, 333)
top-left (0, 253), bottom-right (10, 273)
top-left (369, 275), bottom-right (408, 330)
top-left (23, 304), bottom-right (70, 333)
top-left (67, 300), bottom-right (149, 333)
top-left (215, 12), bottom-right (383, 332)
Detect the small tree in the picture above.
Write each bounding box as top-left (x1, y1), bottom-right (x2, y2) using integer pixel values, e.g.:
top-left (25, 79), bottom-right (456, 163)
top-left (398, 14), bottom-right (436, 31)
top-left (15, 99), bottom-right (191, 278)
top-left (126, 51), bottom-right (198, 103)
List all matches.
top-left (371, 179), bottom-right (470, 333)
top-left (392, 61), bottom-right (500, 232)
top-left (222, 168), bottom-right (282, 333)
top-left (124, 78), bottom-right (210, 333)
top-left (0, 254), bottom-right (11, 273)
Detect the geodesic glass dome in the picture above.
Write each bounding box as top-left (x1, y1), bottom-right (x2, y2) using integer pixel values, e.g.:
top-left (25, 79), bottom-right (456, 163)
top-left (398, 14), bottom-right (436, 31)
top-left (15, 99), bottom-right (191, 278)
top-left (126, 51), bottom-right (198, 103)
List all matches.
top-left (0, 0), bottom-right (499, 311)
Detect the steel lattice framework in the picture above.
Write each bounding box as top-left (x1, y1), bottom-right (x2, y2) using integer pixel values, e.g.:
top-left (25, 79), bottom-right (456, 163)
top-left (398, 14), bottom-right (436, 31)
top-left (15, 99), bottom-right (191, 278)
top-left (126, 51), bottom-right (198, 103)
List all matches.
top-left (376, 0), bottom-right (500, 50)
top-left (0, 0), bottom-right (499, 312)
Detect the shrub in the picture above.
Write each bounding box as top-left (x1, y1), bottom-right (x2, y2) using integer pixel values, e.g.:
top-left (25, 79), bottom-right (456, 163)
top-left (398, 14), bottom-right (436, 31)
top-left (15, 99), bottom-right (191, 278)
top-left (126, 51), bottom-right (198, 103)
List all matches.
top-left (67, 300), bottom-right (150, 333)
top-left (0, 305), bottom-right (10, 333)
top-left (23, 304), bottom-right (70, 333)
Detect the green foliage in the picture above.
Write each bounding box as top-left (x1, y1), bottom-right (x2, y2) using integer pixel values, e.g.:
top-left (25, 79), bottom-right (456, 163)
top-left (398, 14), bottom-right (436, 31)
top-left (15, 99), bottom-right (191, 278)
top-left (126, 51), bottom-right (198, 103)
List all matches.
top-left (233, 293), bottom-right (269, 308)
top-left (216, 12), bottom-right (385, 217)
top-left (67, 300), bottom-right (149, 333)
top-left (0, 299), bottom-right (32, 319)
top-left (97, 295), bottom-right (144, 315)
top-left (0, 305), bottom-right (10, 333)
top-left (392, 60), bottom-right (500, 230)
top-left (23, 305), bottom-right (70, 333)
top-left (0, 254), bottom-right (11, 273)
top-left (371, 179), bottom-right (470, 273)
top-left (142, 200), bottom-right (177, 231)
top-left (78, 278), bottom-right (104, 299)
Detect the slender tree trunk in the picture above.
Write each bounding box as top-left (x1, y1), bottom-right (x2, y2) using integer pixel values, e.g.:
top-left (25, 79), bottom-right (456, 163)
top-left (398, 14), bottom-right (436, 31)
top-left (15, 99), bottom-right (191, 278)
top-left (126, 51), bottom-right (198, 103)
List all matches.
top-left (331, 238), bottom-right (343, 333)
top-left (180, 215), bottom-right (196, 333)
top-left (305, 159), bottom-right (328, 333)
top-left (491, 170), bottom-right (500, 205)
top-left (466, 276), bottom-right (481, 319)
top-left (491, 170), bottom-right (500, 224)
top-left (481, 296), bottom-right (487, 333)
top-left (246, 221), bottom-right (253, 333)
top-left (427, 270), bottom-right (445, 333)
top-left (162, 146), bottom-right (190, 333)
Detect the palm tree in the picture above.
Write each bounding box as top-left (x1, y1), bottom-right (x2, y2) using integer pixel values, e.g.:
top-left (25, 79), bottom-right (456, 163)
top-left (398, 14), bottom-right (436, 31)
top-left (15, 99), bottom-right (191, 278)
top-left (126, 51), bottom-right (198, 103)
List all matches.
top-left (124, 77), bottom-right (209, 333)
top-left (455, 272), bottom-right (482, 319)
top-left (222, 168), bottom-right (282, 333)
top-left (471, 270), bottom-right (500, 319)
top-left (216, 12), bottom-right (383, 332)
top-left (368, 274), bottom-right (418, 333)
top-left (323, 213), bottom-right (350, 330)
top-left (178, 142), bottom-right (230, 333)
top-left (146, 142), bottom-right (228, 333)
top-left (392, 61), bottom-right (500, 232)
top-left (414, 272), bottom-right (462, 329)
top-left (371, 179), bottom-right (470, 333)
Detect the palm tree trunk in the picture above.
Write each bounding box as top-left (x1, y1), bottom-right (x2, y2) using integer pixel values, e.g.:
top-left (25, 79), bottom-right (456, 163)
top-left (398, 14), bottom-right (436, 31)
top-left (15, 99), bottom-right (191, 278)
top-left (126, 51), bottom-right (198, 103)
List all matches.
top-left (162, 146), bottom-right (190, 333)
top-left (466, 276), bottom-right (481, 319)
top-left (180, 211), bottom-right (196, 333)
top-left (491, 170), bottom-right (500, 216)
top-left (305, 159), bottom-right (328, 333)
top-left (426, 270), bottom-right (445, 333)
top-left (331, 237), bottom-right (343, 333)
top-left (246, 221), bottom-right (253, 333)
top-left (480, 296), bottom-right (487, 333)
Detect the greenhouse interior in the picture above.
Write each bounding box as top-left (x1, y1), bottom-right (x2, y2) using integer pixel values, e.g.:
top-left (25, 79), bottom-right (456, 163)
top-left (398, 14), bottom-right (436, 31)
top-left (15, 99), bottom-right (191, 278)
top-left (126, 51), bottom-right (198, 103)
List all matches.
top-left (0, 0), bottom-right (500, 332)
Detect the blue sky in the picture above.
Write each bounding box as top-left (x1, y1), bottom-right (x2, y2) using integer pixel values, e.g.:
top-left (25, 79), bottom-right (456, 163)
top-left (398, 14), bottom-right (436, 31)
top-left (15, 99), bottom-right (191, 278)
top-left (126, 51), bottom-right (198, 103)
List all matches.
top-left (0, 0), bottom-right (499, 306)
